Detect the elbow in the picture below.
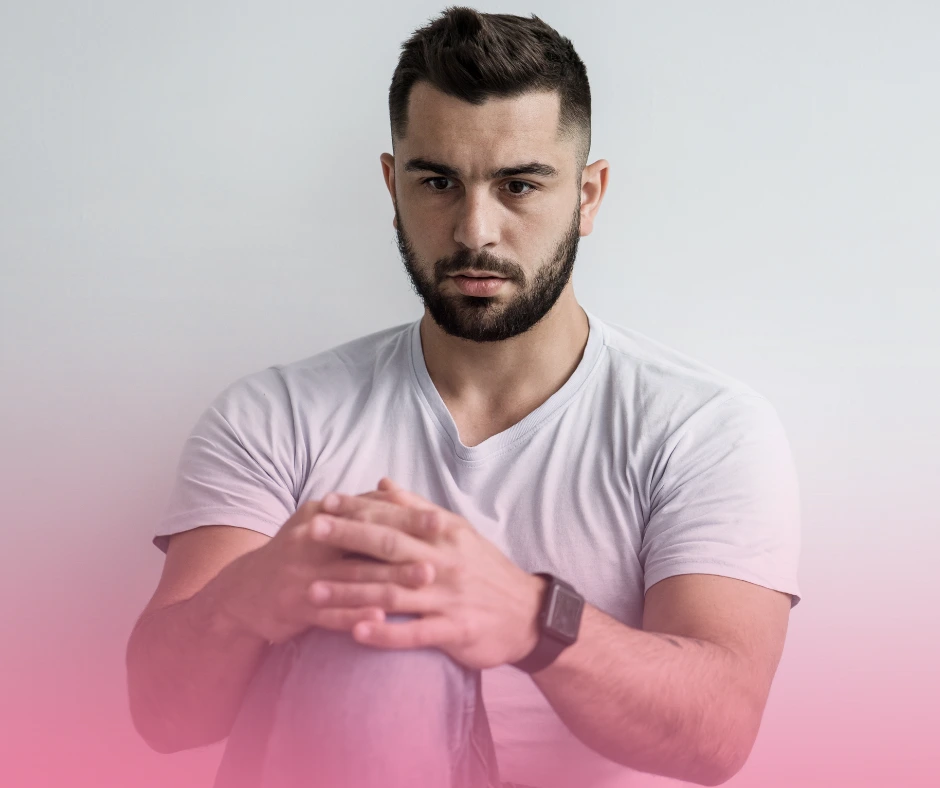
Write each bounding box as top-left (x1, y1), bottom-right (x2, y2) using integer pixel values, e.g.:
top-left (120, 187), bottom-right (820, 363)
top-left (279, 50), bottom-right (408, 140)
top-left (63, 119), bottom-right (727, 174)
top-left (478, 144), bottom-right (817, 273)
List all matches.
top-left (137, 728), bottom-right (184, 756)
top-left (128, 702), bottom-right (225, 755)
top-left (126, 659), bottom-right (224, 754)
top-left (127, 704), bottom-right (181, 755)
top-left (126, 689), bottom-right (188, 755)
top-left (693, 758), bottom-right (747, 787)
top-left (126, 681), bottom-right (229, 754)
top-left (691, 761), bottom-right (744, 787)
top-left (687, 716), bottom-right (759, 786)
top-left (680, 747), bottom-right (749, 787)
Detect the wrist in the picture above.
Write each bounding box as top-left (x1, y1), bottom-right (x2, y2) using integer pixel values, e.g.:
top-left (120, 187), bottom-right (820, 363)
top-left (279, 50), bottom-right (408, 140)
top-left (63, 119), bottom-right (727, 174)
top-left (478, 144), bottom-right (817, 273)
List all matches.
top-left (513, 572), bottom-right (550, 664)
top-left (511, 573), bottom-right (585, 674)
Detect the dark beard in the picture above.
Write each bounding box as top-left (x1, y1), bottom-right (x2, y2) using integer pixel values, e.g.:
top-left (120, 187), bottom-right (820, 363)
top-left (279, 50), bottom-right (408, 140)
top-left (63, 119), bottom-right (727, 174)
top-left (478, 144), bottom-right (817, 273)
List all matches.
top-left (394, 203), bottom-right (581, 343)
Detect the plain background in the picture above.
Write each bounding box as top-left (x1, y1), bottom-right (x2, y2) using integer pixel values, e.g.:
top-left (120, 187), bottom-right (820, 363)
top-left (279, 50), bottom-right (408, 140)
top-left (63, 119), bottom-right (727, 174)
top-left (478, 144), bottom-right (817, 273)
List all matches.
top-left (1, 1), bottom-right (937, 786)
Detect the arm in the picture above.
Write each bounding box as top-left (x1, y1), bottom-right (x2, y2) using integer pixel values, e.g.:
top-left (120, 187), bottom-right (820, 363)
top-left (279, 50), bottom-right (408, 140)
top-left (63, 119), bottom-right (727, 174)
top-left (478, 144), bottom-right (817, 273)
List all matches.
top-left (127, 499), bottom-right (434, 753)
top-left (127, 369), bottom-right (314, 752)
top-left (125, 525), bottom-right (272, 753)
top-left (531, 573), bottom-right (791, 786)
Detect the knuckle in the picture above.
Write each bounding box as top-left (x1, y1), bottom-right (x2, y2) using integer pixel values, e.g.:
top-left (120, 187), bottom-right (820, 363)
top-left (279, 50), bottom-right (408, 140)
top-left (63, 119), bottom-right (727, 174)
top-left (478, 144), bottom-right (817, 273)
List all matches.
top-left (342, 609), bottom-right (366, 628)
top-left (307, 582), bottom-right (329, 603)
top-left (379, 530), bottom-right (398, 560)
top-left (358, 508), bottom-right (379, 524)
top-left (381, 584), bottom-right (398, 607)
top-left (400, 563), bottom-right (420, 586)
top-left (300, 521), bottom-right (324, 544)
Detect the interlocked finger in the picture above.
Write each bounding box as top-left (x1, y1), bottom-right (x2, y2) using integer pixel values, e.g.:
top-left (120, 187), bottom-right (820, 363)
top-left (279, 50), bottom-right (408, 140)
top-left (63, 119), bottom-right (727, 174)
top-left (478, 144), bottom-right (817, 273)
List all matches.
top-left (315, 558), bottom-right (436, 588)
top-left (309, 514), bottom-right (439, 564)
top-left (306, 606), bottom-right (385, 633)
top-left (308, 580), bottom-right (440, 613)
top-left (321, 492), bottom-right (437, 538)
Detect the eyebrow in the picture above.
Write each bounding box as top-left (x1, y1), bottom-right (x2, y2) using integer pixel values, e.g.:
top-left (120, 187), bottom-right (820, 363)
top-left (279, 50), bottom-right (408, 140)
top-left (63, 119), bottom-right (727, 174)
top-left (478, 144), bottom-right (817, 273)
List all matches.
top-left (403, 157), bottom-right (559, 180)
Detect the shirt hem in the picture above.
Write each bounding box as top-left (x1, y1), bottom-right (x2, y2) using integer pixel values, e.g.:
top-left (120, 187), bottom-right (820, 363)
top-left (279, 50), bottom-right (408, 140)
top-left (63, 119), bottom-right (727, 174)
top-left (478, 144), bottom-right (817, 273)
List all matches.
top-left (644, 558), bottom-right (802, 607)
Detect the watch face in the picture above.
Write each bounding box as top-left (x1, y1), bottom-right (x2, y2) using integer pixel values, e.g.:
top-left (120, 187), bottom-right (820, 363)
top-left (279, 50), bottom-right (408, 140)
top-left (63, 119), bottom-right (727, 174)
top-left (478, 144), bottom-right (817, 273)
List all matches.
top-left (546, 585), bottom-right (584, 643)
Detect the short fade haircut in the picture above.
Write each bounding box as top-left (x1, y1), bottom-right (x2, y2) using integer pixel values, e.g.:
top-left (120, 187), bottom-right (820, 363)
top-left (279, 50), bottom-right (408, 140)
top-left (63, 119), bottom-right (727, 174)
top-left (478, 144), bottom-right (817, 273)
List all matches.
top-left (389, 6), bottom-right (592, 173)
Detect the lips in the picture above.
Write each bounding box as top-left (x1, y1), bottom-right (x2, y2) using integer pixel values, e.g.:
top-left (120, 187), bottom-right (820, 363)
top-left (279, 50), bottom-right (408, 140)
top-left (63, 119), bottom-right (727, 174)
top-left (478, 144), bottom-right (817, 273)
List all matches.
top-left (450, 274), bottom-right (509, 296)
top-left (450, 271), bottom-right (506, 279)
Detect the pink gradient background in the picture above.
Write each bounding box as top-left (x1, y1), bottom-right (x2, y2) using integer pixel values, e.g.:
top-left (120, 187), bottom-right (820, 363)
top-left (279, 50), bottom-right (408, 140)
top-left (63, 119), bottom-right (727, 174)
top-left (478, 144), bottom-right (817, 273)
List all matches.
top-left (3, 533), bottom-right (939, 788)
top-left (2, 1), bottom-right (938, 786)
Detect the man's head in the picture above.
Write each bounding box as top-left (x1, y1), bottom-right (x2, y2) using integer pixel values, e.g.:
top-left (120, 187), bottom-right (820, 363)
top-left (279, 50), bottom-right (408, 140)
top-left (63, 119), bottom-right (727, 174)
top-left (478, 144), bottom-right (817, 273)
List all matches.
top-left (381, 7), bottom-right (608, 343)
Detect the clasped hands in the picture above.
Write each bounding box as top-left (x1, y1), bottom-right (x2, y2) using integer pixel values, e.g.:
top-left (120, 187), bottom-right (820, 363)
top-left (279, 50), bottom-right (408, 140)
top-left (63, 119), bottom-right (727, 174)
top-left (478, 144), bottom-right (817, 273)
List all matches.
top-left (295, 477), bottom-right (544, 671)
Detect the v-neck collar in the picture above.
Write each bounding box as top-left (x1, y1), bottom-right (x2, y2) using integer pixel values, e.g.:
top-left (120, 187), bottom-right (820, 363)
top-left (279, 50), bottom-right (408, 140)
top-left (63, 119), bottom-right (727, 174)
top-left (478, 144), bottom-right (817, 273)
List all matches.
top-left (408, 310), bottom-right (606, 463)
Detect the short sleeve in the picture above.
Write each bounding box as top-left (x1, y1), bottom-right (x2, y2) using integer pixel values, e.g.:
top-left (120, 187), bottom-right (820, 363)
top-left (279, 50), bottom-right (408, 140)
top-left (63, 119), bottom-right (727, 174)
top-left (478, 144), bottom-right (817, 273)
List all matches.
top-left (153, 367), bottom-right (299, 553)
top-left (640, 393), bottom-right (802, 607)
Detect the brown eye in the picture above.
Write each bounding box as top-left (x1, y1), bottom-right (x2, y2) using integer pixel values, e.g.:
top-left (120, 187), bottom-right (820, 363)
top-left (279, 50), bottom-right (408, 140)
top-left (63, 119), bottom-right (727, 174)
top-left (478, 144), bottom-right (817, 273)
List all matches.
top-left (505, 181), bottom-right (536, 196)
top-left (423, 177), bottom-right (452, 191)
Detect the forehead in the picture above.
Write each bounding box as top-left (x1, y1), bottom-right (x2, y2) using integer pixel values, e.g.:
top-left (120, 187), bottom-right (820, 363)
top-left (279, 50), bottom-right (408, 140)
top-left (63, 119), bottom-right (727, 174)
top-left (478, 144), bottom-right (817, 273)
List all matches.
top-left (400, 81), bottom-right (567, 171)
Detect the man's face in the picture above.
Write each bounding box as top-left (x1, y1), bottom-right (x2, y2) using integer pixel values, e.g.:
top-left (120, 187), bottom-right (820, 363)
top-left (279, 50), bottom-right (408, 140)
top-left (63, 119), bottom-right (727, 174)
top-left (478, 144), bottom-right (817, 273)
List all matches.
top-left (384, 82), bottom-right (584, 343)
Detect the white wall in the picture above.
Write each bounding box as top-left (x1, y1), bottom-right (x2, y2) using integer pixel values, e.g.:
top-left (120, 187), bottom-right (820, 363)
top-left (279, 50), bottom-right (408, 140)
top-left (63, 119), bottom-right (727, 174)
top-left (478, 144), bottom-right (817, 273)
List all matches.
top-left (1, 2), bottom-right (937, 786)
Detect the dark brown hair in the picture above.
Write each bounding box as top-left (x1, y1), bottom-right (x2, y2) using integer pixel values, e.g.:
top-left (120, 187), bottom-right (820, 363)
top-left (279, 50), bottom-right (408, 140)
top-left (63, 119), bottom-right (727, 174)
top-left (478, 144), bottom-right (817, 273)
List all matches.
top-left (389, 6), bottom-right (592, 170)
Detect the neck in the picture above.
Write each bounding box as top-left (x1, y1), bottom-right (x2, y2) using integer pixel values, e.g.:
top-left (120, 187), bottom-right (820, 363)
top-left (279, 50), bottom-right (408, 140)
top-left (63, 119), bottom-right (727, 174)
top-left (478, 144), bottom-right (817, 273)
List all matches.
top-left (419, 288), bottom-right (590, 414)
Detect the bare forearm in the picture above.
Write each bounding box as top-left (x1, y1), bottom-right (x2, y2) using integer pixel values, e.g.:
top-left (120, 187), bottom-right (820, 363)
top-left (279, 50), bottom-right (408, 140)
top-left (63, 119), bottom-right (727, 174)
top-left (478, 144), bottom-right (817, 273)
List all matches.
top-left (532, 605), bottom-right (759, 786)
top-left (125, 573), bottom-right (268, 753)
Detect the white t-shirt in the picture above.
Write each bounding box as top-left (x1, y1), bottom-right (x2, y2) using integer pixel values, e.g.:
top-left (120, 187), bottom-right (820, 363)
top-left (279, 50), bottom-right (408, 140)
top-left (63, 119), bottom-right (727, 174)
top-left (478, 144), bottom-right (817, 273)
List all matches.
top-left (155, 309), bottom-right (801, 788)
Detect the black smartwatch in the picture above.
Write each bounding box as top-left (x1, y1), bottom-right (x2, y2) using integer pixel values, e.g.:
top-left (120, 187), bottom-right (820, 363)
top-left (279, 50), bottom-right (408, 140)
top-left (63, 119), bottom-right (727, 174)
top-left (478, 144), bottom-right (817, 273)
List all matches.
top-left (512, 573), bottom-right (584, 674)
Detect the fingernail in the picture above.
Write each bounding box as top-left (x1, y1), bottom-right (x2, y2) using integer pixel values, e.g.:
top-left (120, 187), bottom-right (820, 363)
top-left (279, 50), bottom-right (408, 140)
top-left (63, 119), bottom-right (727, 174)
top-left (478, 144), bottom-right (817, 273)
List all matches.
top-left (355, 622), bottom-right (372, 639)
top-left (311, 583), bottom-right (330, 602)
top-left (313, 517), bottom-right (332, 537)
top-left (322, 493), bottom-right (340, 511)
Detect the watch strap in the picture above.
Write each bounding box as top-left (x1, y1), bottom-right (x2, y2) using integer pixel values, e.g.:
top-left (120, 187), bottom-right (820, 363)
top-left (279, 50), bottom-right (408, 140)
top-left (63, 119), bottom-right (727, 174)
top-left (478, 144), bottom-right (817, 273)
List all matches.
top-left (512, 573), bottom-right (584, 674)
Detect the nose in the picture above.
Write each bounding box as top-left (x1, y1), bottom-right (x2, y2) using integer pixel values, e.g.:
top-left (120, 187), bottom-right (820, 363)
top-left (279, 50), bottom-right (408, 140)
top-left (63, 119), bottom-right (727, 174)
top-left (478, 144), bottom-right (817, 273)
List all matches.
top-left (453, 189), bottom-right (501, 252)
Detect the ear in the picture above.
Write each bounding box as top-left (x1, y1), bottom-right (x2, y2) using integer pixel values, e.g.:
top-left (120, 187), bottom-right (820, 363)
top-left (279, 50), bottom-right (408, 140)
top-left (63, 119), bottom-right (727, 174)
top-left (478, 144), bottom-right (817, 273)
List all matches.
top-left (578, 159), bottom-right (611, 237)
top-left (380, 153), bottom-right (397, 229)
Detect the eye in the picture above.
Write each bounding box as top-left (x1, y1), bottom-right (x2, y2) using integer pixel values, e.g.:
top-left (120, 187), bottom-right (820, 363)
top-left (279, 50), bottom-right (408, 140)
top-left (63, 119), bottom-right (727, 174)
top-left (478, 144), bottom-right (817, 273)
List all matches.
top-left (505, 180), bottom-right (538, 196)
top-left (420, 178), bottom-right (539, 198)
top-left (422, 177), bottom-right (454, 192)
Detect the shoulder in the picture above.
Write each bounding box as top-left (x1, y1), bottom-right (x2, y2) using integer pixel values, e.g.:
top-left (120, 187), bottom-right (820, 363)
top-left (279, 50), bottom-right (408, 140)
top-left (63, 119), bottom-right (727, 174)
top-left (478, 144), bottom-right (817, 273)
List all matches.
top-left (275, 320), bottom-right (414, 393)
top-left (596, 315), bottom-right (755, 399)
top-left (590, 313), bottom-right (772, 440)
top-left (214, 320), bottom-right (415, 414)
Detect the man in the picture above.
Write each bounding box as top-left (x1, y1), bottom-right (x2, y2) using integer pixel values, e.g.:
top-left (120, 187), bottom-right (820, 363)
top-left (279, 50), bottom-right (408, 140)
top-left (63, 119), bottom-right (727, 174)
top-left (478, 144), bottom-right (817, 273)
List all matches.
top-left (126, 7), bottom-right (801, 788)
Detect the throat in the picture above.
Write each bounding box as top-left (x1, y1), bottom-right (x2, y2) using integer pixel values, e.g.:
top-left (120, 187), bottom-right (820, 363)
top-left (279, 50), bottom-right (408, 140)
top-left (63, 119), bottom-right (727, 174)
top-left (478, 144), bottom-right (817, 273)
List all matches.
top-left (446, 402), bottom-right (542, 448)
